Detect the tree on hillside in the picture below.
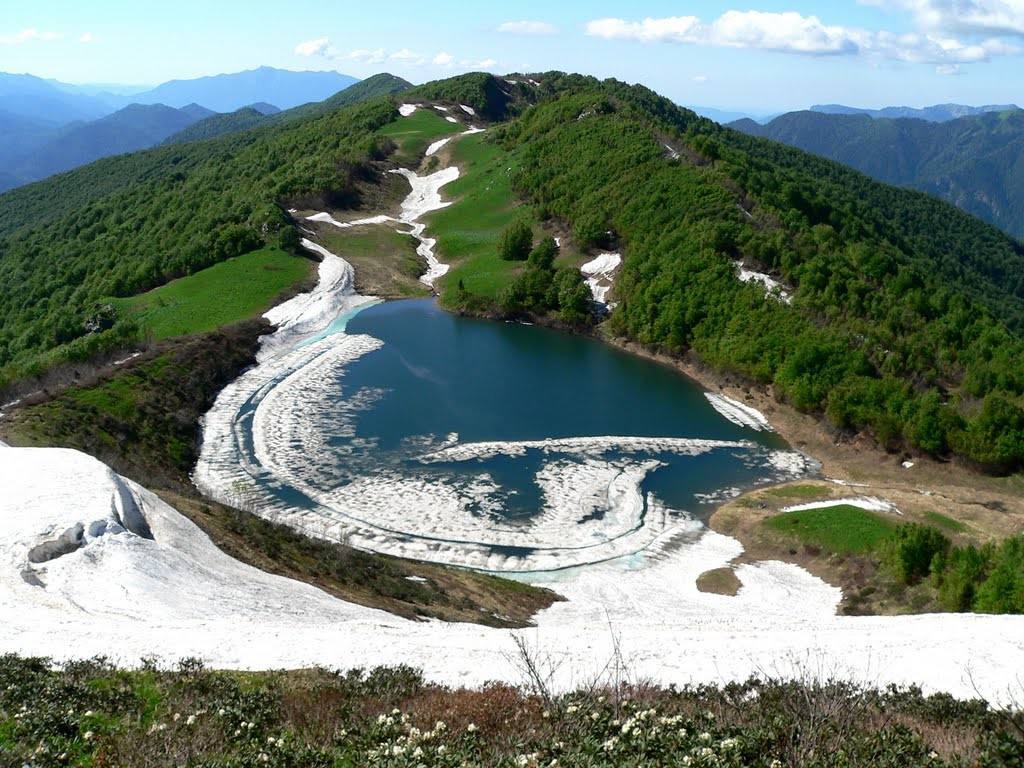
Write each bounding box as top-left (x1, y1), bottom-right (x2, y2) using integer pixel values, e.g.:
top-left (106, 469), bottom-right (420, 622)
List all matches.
top-left (498, 221), bottom-right (533, 261)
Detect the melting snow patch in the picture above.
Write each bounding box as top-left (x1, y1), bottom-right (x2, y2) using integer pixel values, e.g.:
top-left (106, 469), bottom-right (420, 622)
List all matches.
top-left (388, 166), bottom-right (460, 286)
top-left (580, 252), bottom-right (621, 305)
top-left (426, 137), bottom-right (452, 157)
top-left (781, 497), bottom-right (900, 515)
top-left (459, 104), bottom-right (476, 116)
top-left (704, 394), bottom-right (773, 432)
top-left (305, 212), bottom-right (392, 229)
top-left (398, 104), bottom-right (418, 117)
top-left (258, 239), bottom-right (376, 361)
top-left (734, 261), bottom-right (792, 304)
top-left (445, 115), bottom-right (458, 123)
top-left (112, 352), bottom-right (142, 366)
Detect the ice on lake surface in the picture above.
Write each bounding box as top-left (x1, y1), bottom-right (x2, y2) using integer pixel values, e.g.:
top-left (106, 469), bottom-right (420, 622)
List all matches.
top-left (198, 298), bottom-right (815, 572)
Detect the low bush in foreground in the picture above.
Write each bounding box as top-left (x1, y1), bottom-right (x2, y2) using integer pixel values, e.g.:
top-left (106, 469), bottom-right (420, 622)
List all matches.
top-left (1, 655), bottom-right (1022, 767)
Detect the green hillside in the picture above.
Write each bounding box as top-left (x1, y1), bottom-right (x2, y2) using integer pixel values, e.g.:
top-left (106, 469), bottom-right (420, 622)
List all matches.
top-left (439, 73), bottom-right (1024, 471)
top-left (163, 106), bottom-right (269, 145)
top-left (110, 246), bottom-right (311, 340)
top-left (0, 75), bottom-right (413, 380)
top-left (5, 71), bottom-right (1024, 472)
top-left (733, 109), bottom-right (1024, 239)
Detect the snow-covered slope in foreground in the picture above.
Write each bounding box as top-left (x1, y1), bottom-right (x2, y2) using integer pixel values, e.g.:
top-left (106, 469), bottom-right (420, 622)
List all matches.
top-left (3, 443), bottom-right (1024, 702)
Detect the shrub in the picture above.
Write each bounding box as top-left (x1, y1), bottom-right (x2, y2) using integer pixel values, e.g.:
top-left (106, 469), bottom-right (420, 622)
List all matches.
top-left (498, 221), bottom-right (533, 261)
top-left (527, 237), bottom-right (558, 270)
top-left (883, 524), bottom-right (951, 585)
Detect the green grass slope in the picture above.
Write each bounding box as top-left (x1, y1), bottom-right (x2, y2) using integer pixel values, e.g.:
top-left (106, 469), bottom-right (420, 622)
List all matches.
top-left (110, 246), bottom-right (312, 340)
top-left (428, 133), bottom-right (530, 299)
top-left (765, 505), bottom-right (899, 554)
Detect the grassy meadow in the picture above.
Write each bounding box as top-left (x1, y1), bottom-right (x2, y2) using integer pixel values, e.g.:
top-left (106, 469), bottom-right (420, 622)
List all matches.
top-left (112, 247), bottom-right (312, 341)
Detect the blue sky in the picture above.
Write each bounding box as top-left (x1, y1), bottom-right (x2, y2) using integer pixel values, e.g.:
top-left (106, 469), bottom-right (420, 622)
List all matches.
top-left (2, 1), bottom-right (1023, 112)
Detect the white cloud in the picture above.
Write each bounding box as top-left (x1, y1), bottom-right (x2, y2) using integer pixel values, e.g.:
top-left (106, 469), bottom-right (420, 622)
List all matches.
top-left (390, 48), bottom-right (426, 65)
top-left (693, 74), bottom-right (709, 82)
top-left (711, 10), bottom-right (864, 54)
top-left (586, 8), bottom-right (1021, 67)
top-left (0, 27), bottom-right (61, 45)
top-left (293, 39), bottom-right (498, 72)
top-left (865, 0), bottom-right (1024, 37)
top-left (295, 36), bottom-right (329, 57)
top-left (586, 16), bottom-right (702, 44)
top-left (461, 57), bottom-right (498, 69)
top-left (586, 13), bottom-right (861, 54)
top-left (496, 20), bottom-right (558, 36)
top-left (935, 62), bottom-right (962, 73)
top-left (78, 32), bottom-right (95, 44)
top-left (343, 48), bottom-right (388, 64)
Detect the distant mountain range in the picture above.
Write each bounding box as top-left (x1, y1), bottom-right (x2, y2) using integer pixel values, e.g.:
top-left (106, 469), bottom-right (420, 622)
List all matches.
top-left (163, 103), bottom-right (281, 145)
top-left (0, 103), bottom-right (216, 190)
top-left (730, 108), bottom-right (1024, 239)
top-left (687, 106), bottom-right (776, 125)
top-left (688, 102), bottom-right (1021, 127)
top-left (810, 103), bottom-right (1020, 123)
top-left (0, 73), bottom-right (117, 124)
top-left (128, 67), bottom-right (357, 112)
top-left (0, 67), bottom-right (359, 126)
top-left (0, 67), bottom-right (362, 192)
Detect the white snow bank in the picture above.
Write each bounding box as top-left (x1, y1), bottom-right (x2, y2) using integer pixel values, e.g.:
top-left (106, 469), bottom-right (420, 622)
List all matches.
top-left (705, 393), bottom-right (774, 432)
top-left (389, 166), bottom-right (460, 286)
top-left (4, 444), bottom-right (1024, 702)
top-left (426, 137), bottom-right (453, 157)
top-left (781, 497), bottom-right (900, 515)
top-left (259, 239), bottom-right (376, 361)
top-left (399, 103), bottom-right (418, 117)
top-left (2, 446), bottom-right (369, 626)
top-left (580, 252), bottom-right (621, 305)
top-left (445, 115), bottom-right (458, 123)
top-left (735, 261), bottom-right (792, 304)
top-left (459, 104), bottom-right (476, 116)
top-left (305, 212), bottom-right (392, 229)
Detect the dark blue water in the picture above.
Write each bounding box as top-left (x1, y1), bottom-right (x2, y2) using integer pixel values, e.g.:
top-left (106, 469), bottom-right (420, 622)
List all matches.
top-left (334, 299), bottom-right (794, 519)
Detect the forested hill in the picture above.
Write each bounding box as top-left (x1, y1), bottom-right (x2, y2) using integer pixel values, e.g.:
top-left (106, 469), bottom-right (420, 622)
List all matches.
top-left (163, 105), bottom-right (274, 146)
top-left (0, 73), bottom-right (412, 378)
top-left (0, 74), bottom-right (412, 240)
top-left (4, 71), bottom-right (1024, 471)
top-left (486, 73), bottom-right (1024, 472)
top-left (731, 109), bottom-right (1024, 239)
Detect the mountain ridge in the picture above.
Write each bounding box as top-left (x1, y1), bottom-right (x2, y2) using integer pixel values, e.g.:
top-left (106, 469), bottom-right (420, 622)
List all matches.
top-left (731, 108), bottom-right (1024, 238)
top-left (811, 102), bottom-right (1020, 122)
